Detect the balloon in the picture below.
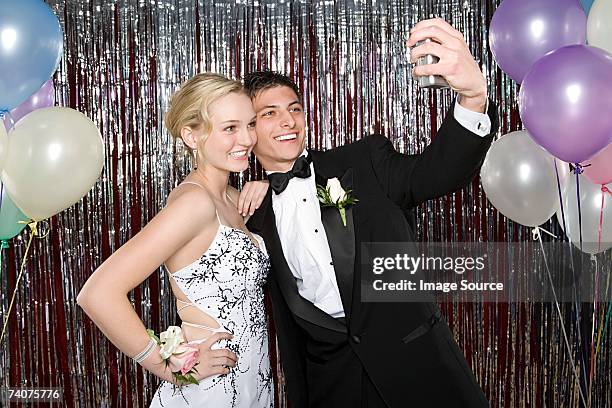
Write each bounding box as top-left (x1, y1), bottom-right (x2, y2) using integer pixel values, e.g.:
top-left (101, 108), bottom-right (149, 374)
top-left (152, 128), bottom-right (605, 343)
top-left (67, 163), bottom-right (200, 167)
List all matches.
top-left (581, 143), bottom-right (612, 185)
top-left (489, 0), bottom-right (586, 83)
top-left (1, 107), bottom-right (104, 221)
top-left (480, 130), bottom-right (570, 227)
top-left (580, 0), bottom-right (595, 14)
top-left (519, 45), bottom-right (612, 163)
top-left (587, 0), bottom-right (612, 54)
top-left (0, 185), bottom-right (28, 240)
top-left (0, 118), bottom-right (6, 170)
top-left (0, 0), bottom-right (63, 110)
top-left (556, 174), bottom-right (611, 254)
top-left (3, 80), bottom-right (55, 132)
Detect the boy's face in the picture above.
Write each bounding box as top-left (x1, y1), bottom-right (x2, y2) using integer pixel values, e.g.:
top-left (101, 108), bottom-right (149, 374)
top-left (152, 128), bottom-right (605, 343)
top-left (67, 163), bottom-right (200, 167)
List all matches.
top-left (251, 85), bottom-right (306, 172)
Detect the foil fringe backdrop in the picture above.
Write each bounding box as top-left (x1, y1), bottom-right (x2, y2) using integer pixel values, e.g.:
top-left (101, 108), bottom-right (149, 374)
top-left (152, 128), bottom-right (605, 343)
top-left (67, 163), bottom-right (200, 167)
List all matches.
top-left (0, 1), bottom-right (610, 407)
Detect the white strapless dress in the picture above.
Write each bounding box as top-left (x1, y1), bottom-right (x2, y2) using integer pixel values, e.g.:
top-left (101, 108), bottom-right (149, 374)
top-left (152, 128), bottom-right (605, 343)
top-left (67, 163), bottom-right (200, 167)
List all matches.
top-left (149, 221), bottom-right (273, 408)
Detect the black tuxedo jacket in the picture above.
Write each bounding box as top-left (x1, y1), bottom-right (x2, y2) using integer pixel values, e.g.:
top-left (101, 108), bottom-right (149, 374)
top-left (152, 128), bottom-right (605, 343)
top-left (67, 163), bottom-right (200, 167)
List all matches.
top-left (247, 101), bottom-right (499, 407)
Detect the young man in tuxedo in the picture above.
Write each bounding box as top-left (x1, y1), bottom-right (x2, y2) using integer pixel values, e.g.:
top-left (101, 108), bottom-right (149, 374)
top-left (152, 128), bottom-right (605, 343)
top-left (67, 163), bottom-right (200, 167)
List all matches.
top-left (245, 18), bottom-right (499, 408)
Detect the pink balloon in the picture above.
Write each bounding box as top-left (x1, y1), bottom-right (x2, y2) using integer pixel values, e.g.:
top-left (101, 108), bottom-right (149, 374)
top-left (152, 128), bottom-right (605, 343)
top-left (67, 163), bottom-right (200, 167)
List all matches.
top-left (3, 80), bottom-right (55, 132)
top-left (581, 143), bottom-right (612, 185)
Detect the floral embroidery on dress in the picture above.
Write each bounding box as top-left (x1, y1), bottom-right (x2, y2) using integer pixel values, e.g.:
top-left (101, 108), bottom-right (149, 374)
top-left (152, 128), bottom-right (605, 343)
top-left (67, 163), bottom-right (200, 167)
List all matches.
top-left (150, 225), bottom-right (273, 408)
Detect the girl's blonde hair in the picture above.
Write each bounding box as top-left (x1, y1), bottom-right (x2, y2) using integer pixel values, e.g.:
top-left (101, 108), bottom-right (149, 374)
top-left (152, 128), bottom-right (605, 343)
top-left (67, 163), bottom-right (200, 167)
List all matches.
top-left (164, 73), bottom-right (245, 151)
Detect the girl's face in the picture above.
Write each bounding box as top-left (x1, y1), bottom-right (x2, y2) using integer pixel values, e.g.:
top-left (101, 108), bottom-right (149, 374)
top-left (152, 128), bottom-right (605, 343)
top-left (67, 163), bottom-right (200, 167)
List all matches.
top-left (196, 92), bottom-right (257, 173)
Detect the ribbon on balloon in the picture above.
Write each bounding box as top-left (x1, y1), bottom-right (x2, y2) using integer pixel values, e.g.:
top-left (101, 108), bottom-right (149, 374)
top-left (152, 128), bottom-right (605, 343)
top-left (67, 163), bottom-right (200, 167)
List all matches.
top-left (598, 186), bottom-right (611, 253)
top-left (0, 220), bottom-right (49, 344)
top-left (0, 239), bottom-right (8, 304)
top-left (0, 110), bottom-right (15, 131)
top-left (574, 164), bottom-right (585, 251)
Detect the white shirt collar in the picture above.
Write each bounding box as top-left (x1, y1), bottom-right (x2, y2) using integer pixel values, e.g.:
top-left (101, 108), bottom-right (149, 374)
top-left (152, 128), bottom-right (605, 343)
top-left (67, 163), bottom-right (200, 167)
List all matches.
top-left (265, 148), bottom-right (309, 175)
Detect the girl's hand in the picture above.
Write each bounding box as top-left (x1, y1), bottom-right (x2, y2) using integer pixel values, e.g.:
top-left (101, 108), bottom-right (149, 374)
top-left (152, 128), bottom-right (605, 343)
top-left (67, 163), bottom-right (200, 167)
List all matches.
top-left (190, 332), bottom-right (238, 382)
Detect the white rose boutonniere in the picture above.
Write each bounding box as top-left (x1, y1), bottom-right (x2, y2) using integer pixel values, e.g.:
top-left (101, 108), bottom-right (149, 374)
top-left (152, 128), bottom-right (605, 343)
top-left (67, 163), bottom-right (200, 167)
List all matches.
top-left (316, 177), bottom-right (358, 227)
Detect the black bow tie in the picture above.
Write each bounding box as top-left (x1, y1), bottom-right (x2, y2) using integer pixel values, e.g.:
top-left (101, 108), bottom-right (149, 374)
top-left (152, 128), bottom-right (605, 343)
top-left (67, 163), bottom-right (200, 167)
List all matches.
top-left (267, 155), bottom-right (312, 194)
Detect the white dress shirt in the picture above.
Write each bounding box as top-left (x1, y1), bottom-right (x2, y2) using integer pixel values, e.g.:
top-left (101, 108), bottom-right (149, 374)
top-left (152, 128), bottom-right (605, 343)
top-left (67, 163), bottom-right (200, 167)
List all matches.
top-left (270, 102), bottom-right (490, 318)
top-left (270, 152), bottom-right (346, 318)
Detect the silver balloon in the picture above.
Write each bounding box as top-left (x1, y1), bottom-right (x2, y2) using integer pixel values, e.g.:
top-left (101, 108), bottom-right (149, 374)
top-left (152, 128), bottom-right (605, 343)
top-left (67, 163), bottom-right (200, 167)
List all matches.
top-left (556, 174), bottom-right (612, 254)
top-left (480, 130), bottom-right (570, 227)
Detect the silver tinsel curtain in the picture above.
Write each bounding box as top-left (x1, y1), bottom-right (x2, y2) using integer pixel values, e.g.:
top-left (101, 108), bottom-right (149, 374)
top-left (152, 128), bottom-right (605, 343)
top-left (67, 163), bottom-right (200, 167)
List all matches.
top-left (0, 0), bottom-right (610, 407)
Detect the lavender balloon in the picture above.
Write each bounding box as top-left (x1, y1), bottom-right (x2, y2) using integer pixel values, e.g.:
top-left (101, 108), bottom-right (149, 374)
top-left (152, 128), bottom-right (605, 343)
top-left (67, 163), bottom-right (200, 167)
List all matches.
top-left (3, 80), bottom-right (55, 132)
top-left (489, 0), bottom-right (586, 83)
top-left (519, 45), bottom-right (612, 164)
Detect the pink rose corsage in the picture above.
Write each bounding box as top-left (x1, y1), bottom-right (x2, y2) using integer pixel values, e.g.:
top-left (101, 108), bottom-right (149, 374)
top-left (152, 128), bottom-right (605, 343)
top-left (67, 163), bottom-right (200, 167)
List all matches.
top-left (147, 326), bottom-right (200, 385)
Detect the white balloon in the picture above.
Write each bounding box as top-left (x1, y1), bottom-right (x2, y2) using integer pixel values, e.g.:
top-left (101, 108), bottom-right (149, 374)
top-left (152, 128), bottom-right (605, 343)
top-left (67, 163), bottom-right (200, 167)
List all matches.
top-left (587, 0), bottom-right (612, 54)
top-left (1, 107), bottom-right (104, 221)
top-left (0, 119), bottom-right (7, 171)
top-left (481, 130), bottom-right (570, 227)
top-left (556, 174), bottom-right (612, 254)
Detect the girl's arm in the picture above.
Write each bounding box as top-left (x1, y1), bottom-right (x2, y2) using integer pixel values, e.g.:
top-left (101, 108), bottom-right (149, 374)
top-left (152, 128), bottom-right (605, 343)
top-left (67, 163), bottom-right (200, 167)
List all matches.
top-left (77, 188), bottom-right (235, 383)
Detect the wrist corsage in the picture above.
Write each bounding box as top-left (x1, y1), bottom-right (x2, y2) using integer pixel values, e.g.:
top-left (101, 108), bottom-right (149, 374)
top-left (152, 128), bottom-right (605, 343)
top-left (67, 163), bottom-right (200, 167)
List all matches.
top-left (147, 326), bottom-right (200, 385)
top-left (316, 177), bottom-right (358, 227)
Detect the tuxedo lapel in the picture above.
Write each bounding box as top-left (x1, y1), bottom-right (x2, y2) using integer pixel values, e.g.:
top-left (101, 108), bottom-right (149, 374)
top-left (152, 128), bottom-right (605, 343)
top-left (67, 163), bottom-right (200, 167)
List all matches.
top-left (252, 189), bottom-right (346, 333)
top-left (310, 151), bottom-right (357, 321)
top-left (318, 169), bottom-right (355, 320)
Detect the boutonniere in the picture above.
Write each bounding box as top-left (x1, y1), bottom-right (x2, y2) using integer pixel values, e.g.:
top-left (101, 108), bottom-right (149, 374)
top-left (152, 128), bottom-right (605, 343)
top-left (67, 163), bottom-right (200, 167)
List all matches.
top-left (316, 177), bottom-right (358, 227)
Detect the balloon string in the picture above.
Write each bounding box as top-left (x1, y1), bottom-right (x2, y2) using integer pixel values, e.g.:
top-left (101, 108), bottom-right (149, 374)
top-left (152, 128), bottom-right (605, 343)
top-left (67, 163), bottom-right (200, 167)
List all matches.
top-left (0, 240), bottom-right (8, 309)
top-left (0, 221), bottom-right (37, 344)
top-left (574, 164), bottom-right (584, 251)
top-left (572, 168), bottom-right (589, 396)
top-left (592, 303), bottom-right (612, 408)
top-left (597, 186), bottom-right (611, 253)
top-left (595, 301), bottom-right (612, 366)
top-left (556, 160), bottom-right (586, 388)
top-left (555, 160), bottom-right (569, 236)
top-left (588, 186), bottom-right (610, 405)
top-left (588, 251), bottom-right (612, 407)
top-left (533, 227), bottom-right (587, 407)
top-left (587, 254), bottom-right (599, 407)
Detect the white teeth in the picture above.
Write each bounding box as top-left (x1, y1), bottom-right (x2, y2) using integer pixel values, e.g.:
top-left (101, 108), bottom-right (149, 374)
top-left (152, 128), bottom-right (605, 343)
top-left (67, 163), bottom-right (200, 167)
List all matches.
top-left (275, 133), bottom-right (297, 141)
top-left (229, 150), bottom-right (247, 157)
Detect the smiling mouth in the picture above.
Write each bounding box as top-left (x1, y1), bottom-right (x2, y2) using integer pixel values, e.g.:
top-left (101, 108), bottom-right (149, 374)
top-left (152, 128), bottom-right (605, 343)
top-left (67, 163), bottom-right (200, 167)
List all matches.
top-left (274, 133), bottom-right (298, 141)
top-left (229, 150), bottom-right (248, 158)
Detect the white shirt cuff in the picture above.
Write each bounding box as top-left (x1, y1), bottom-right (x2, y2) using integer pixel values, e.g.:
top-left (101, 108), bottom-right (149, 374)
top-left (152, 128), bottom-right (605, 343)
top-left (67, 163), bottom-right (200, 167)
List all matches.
top-left (453, 96), bottom-right (491, 137)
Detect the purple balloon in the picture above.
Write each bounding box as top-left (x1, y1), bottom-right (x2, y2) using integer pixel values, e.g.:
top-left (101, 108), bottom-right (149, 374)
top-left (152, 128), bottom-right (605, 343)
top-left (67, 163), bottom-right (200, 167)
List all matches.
top-left (489, 0), bottom-right (586, 83)
top-left (519, 45), bottom-right (612, 164)
top-left (3, 80), bottom-right (55, 131)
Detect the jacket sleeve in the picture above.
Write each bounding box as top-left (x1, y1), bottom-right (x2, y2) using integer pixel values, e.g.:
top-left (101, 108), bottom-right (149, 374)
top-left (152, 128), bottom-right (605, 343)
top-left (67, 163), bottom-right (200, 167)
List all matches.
top-left (366, 99), bottom-right (498, 209)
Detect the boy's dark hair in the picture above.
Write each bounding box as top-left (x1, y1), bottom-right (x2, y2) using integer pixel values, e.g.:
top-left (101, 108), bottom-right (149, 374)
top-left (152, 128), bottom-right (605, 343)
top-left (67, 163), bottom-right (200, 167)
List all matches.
top-left (243, 71), bottom-right (303, 101)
